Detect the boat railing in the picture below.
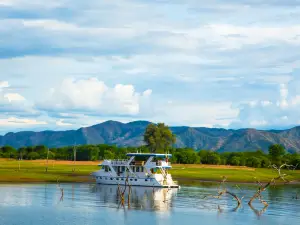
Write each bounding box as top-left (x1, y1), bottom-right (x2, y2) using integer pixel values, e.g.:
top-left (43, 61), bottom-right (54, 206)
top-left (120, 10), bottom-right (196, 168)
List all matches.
top-left (105, 159), bottom-right (128, 165)
top-left (146, 161), bottom-right (171, 167)
top-left (157, 161), bottom-right (171, 167)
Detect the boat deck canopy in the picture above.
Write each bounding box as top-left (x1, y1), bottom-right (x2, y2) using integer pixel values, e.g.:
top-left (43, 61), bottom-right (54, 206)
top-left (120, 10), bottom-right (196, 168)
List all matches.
top-left (126, 153), bottom-right (172, 158)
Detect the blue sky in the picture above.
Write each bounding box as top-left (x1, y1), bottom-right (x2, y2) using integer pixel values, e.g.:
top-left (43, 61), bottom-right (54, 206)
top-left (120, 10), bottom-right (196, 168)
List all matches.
top-left (0, 0), bottom-right (300, 134)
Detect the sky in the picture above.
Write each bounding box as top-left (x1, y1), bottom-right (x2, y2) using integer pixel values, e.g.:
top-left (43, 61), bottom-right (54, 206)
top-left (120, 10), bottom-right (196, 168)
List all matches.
top-left (0, 0), bottom-right (300, 134)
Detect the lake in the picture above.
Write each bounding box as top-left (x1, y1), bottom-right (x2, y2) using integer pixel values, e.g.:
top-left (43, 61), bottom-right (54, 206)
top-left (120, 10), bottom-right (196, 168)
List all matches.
top-left (0, 183), bottom-right (299, 225)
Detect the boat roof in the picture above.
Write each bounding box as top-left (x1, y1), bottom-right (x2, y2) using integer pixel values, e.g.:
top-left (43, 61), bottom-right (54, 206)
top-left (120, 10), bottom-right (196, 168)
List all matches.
top-left (126, 153), bottom-right (172, 158)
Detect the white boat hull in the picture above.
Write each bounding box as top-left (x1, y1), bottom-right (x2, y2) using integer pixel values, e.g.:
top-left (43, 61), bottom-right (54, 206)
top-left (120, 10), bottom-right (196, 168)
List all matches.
top-left (93, 175), bottom-right (179, 188)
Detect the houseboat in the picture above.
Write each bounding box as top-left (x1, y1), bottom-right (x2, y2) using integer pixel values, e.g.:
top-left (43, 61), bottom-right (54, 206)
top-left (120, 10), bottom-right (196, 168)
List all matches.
top-left (92, 153), bottom-right (179, 188)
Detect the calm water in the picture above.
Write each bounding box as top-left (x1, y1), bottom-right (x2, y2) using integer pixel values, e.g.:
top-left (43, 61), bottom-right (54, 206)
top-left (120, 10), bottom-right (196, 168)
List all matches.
top-left (0, 183), bottom-right (300, 225)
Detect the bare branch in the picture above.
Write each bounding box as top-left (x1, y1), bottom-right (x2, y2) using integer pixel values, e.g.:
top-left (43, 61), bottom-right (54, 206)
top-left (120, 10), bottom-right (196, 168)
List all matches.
top-left (249, 163), bottom-right (296, 206)
top-left (204, 176), bottom-right (242, 209)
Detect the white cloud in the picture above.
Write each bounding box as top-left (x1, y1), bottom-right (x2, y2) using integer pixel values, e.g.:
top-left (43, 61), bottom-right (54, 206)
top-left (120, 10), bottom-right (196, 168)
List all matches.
top-left (291, 95), bottom-right (300, 106)
top-left (154, 101), bottom-right (238, 128)
top-left (143, 89), bottom-right (152, 97)
top-left (1, 0), bottom-right (300, 132)
top-left (0, 81), bottom-right (38, 118)
top-left (278, 83), bottom-right (289, 108)
top-left (0, 117), bottom-right (47, 126)
top-left (0, 81), bottom-right (9, 89)
top-left (37, 77), bottom-right (152, 116)
top-left (4, 93), bottom-right (26, 102)
top-left (231, 78), bottom-right (300, 129)
top-left (261, 101), bottom-right (272, 107)
top-left (0, 0), bottom-right (63, 8)
top-left (201, 24), bottom-right (300, 49)
top-left (56, 119), bottom-right (72, 126)
top-left (250, 120), bottom-right (268, 127)
top-left (0, 0), bottom-right (15, 6)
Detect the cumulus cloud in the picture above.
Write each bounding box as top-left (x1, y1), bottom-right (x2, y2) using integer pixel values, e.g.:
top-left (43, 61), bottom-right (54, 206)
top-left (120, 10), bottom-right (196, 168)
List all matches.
top-left (231, 78), bottom-right (300, 129)
top-left (0, 117), bottom-right (47, 126)
top-left (153, 101), bottom-right (238, 128)
top-left (0, 81), bottom-right (9, 88)
top-left (1, 0), bottom-right (300, 131)
top-left (4, 93), bottom-right (26, 102)
top-left (37, 77), bottom-right (152, 117)
top-left (0, 81), bottom-right (38, 118)
top-left (56, 119), bottom-right (72, 126)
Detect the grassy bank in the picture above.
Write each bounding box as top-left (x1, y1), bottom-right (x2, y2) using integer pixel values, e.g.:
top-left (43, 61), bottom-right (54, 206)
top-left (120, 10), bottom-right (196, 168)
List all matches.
top-left (0, 159), bottom-right (300, 184)
top-left (171, 164), bottom-right (300, 184)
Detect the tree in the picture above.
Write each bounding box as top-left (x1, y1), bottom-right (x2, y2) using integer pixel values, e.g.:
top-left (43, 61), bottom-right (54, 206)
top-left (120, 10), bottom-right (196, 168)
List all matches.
top-left (104, 150), bottom-right (115, 159)
top-left (27, 152), bottom-right (40, 160)
top-left (207, 152), bottom-right (221, 165)
top-left (143, 123), bottom-right (176, 153)
top-left (0, 146), bottom-right (17, 159)
top-left (229, 156), bottom-right (241, 166)
top-left (175, 149), bottom-right (200, 164)
top-left (268, 144), bottom-right (286, 165)
top-left (246, 157), bottom-right (262, 168)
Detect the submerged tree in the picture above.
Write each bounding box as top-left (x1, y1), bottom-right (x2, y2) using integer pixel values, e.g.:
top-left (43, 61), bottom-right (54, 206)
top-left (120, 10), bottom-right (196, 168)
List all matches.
top-left (248, 163), bottom-right (297, 207)
top-left (204, 176), bottom-right (243, 211)
top-left (143, 123), bottom-right (176, 153)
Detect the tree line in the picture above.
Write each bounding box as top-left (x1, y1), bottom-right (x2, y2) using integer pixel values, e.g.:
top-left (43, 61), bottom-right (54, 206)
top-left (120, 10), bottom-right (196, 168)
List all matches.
top-left (0, 143), bottom-right (300, 169)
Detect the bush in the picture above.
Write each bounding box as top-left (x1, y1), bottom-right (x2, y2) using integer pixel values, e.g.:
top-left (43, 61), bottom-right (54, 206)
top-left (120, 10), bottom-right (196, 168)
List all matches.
top-left (246, 157), bottom-right (262, 168)
top-left (27, 152), bottom-right (40, 160)
top-left (229, 156), bottom-right (241, 166)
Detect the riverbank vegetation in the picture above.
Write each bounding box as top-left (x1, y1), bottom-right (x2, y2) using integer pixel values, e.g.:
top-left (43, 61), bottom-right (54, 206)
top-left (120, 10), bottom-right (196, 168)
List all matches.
top-left (1, 143), bottom-right (299, 169)
top-left (0, 159), bottom-right (300, 184)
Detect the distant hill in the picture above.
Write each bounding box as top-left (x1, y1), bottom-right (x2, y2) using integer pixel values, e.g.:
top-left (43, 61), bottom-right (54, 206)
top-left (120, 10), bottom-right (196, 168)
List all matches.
top-left (1, 120), bottom-right (300, 153)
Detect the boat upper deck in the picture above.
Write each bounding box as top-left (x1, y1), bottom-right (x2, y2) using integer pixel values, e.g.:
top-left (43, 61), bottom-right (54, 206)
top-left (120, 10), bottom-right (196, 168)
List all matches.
top-left (99, 153), bottom-right (172, 168)
top-left (126, 153), bottom-right (172, 158)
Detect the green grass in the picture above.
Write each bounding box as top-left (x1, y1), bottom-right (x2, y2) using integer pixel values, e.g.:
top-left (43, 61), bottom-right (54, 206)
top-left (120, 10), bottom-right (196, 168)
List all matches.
top-left (0, 160), bottom-right (98, 183)
top-left (171, 164), bottom-right (300, 183)
top-left (1, 160), bottom-right (300, 184)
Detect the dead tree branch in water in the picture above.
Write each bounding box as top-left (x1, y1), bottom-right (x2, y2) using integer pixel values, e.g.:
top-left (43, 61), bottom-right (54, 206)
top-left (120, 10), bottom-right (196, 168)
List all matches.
top-left (204, 176), bottom-right (243, 209)
top-left (248, 163), bottom-right (296, 207)
top-left (249, 203), bottom-right (268, 218)
top-left (117, 175), bottom-right (132, 208)
top-left (60, 188), bottom-right (64, 202)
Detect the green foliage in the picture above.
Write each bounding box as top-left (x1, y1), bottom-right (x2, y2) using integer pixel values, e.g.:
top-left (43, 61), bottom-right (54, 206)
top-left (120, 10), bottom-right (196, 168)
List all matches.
top-left (143, 123), bottom-right (176, 153)
top-left (229, 156), bottom-right (241, 166)
top-left (27, 152), bottom-right (40, 160)
top-left (175, 148), bottom-right (200, 164)
top-left (0, 143), bottom-right (300, 169)
top-left (246, 157), bottom-right (262, 168)
top-left (269, 144), bottom-right (286, 165)
top-left (0, 146), bottom-right (17, 158)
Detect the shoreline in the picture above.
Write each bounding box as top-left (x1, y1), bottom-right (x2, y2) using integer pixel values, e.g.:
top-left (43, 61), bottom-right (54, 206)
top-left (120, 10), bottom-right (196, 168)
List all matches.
top-left (1, 160), bottom-right (300, 185)
top-left (174, 177), bottom-right (300, 186)
top-left (0, 176), bottom-right (299, 186)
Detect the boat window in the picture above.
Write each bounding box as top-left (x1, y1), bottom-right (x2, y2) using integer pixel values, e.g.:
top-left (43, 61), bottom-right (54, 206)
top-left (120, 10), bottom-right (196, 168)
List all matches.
top-left (131, 167), bottom-right (135, 172)
top-left (121, 178), bottom-right (124, 180)
top-left (110, 178), bottom-right (113, 180)
top-left (141, 167), bottom-right (144, 172)
top-left (145, 179), bottom-right (148, 182)
top-left (116, 178), bottom-right (119, 180)
top-left (135, 179), bottom-right (137, 181)
top-left (136, 167), bottom-right (140, 172)
top-left (105, 177), bottom-right (107, 180)
top-left (130, 179), bottom-right (133, 181)
top-left (100, 177), bottom-right (102, 179)
top-left (104, 166), bottom-right (110, 172)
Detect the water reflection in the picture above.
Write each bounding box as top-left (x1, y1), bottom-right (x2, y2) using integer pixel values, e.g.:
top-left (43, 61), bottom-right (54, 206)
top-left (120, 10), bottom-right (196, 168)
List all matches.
top-left (92, 184), bottom-right (178, 211)
top-left (0, 184), bottom-right (300, 225)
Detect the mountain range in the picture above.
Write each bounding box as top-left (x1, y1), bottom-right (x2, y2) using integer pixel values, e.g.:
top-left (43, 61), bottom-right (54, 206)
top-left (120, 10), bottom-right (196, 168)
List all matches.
top-left (1, 120), bottom-right (300, 153)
